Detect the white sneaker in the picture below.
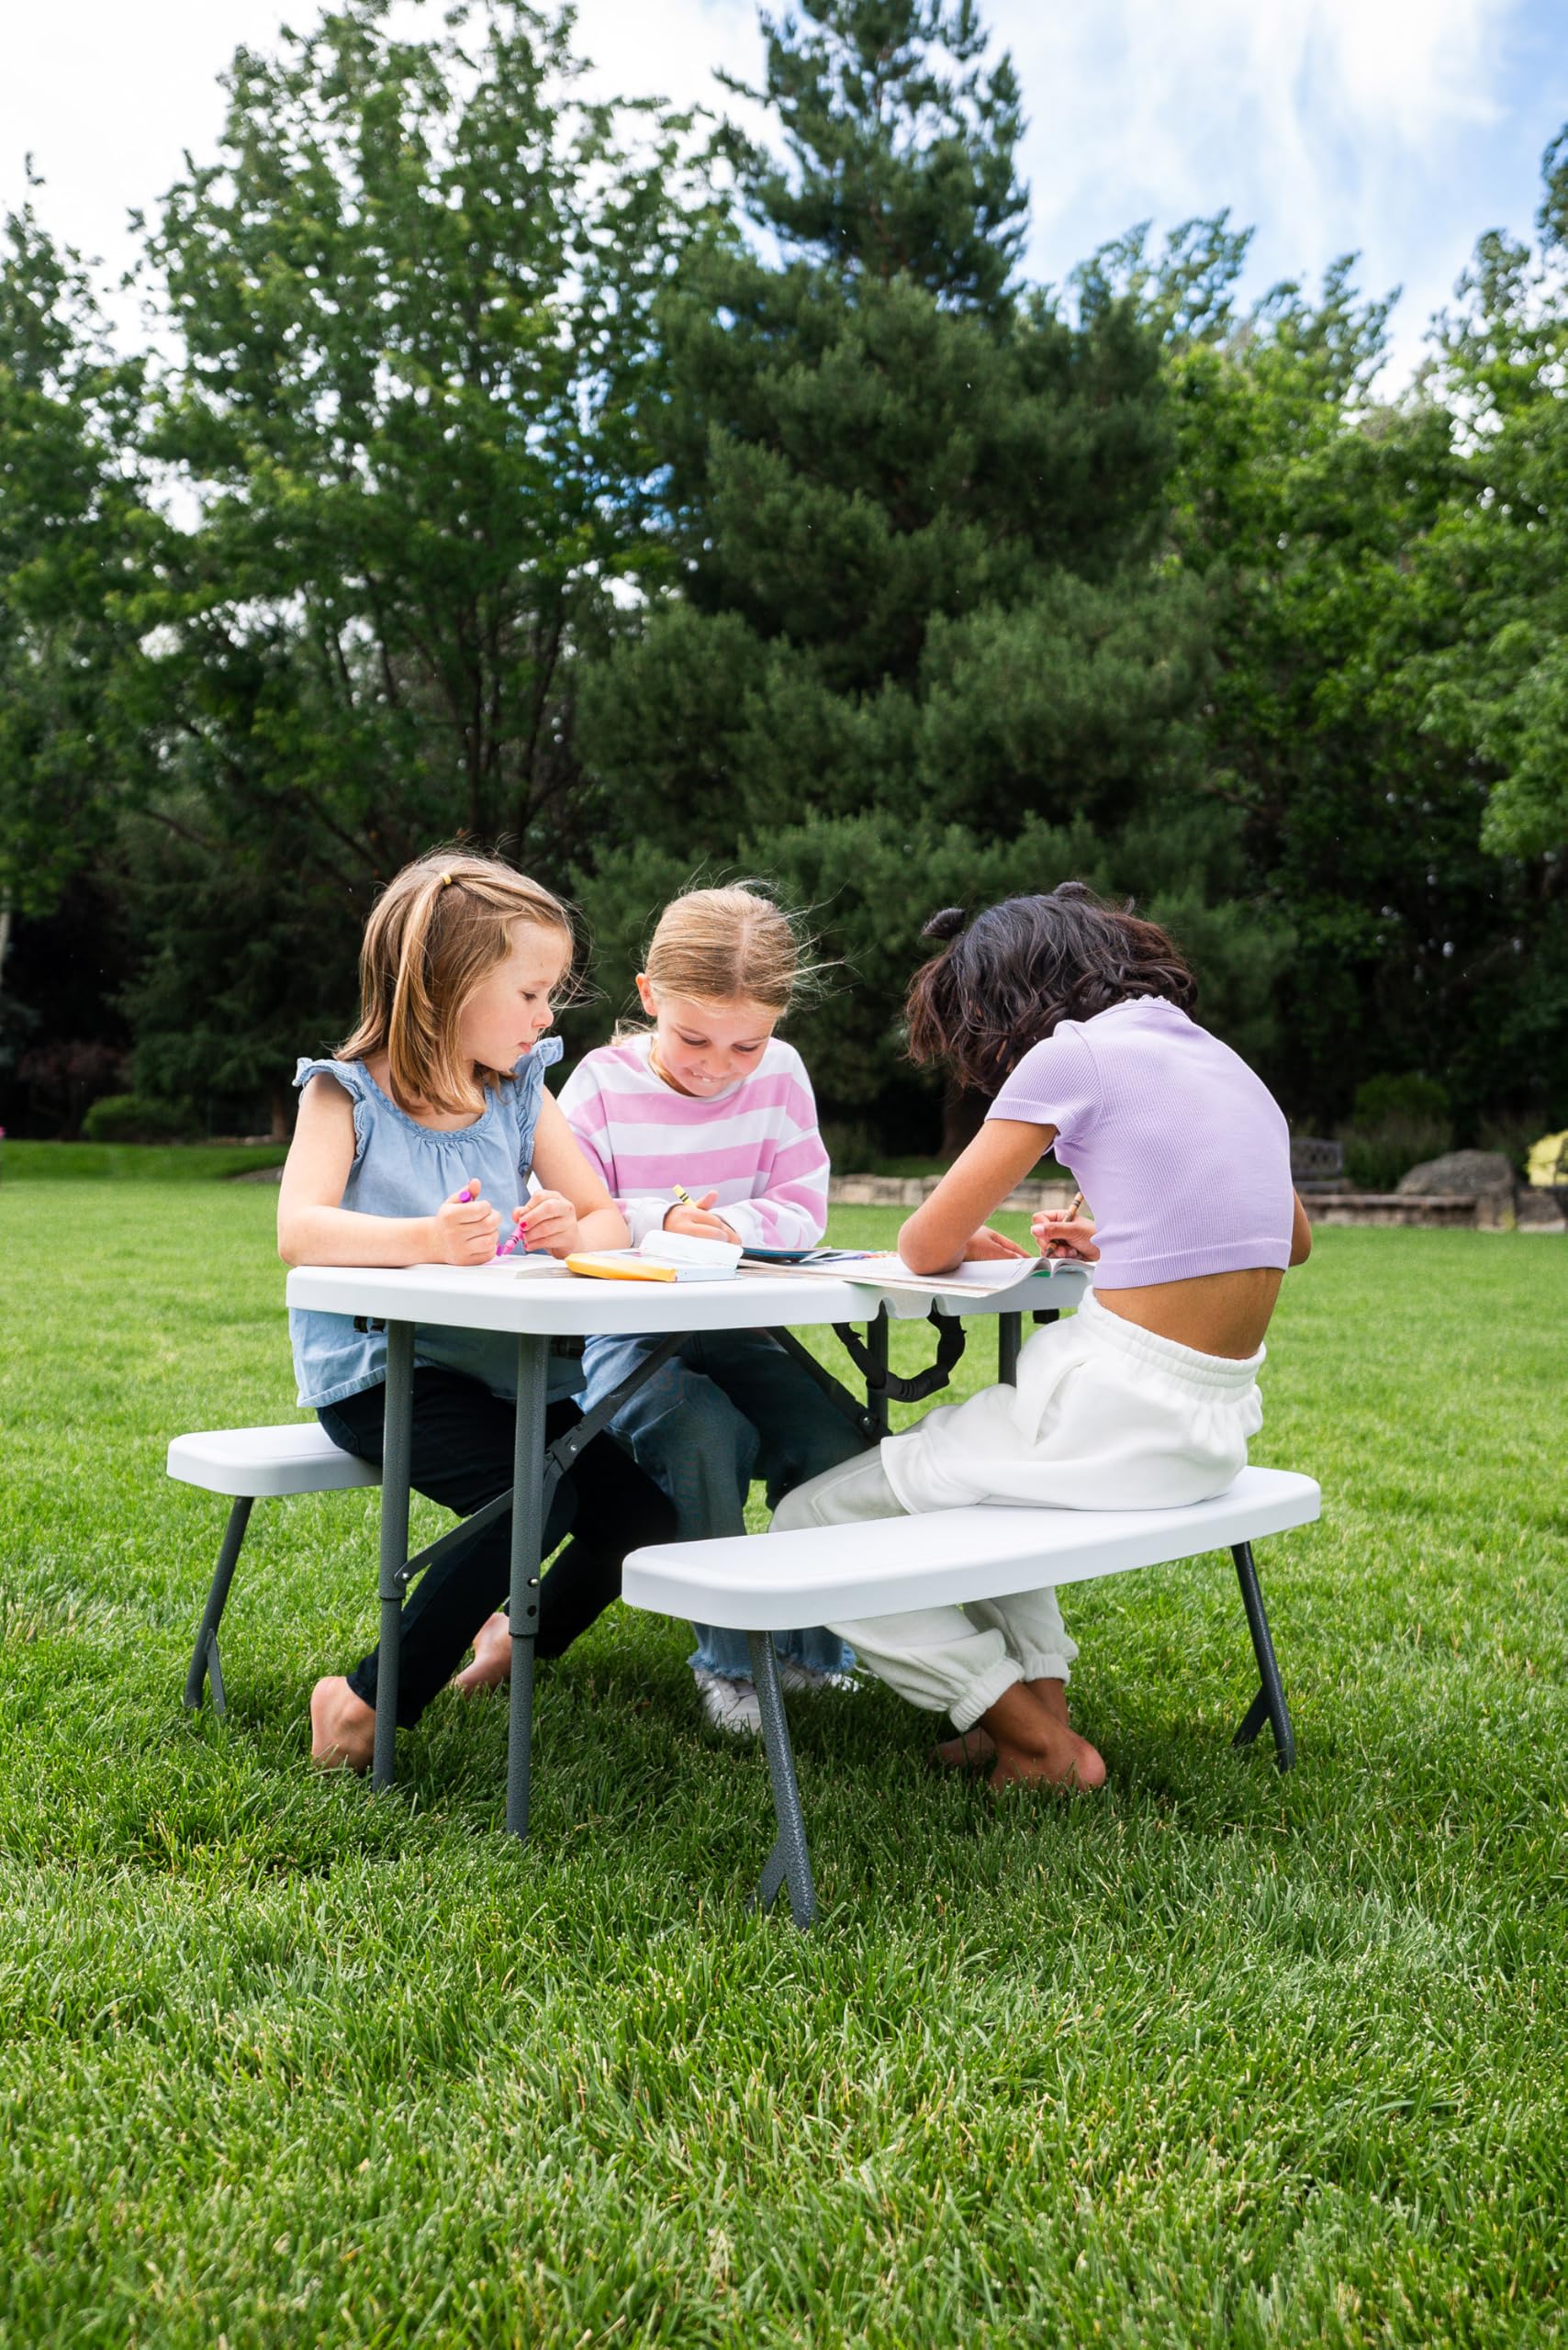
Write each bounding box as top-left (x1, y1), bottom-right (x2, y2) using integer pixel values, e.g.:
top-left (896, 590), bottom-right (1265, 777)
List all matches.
top-left (778, 1659), bottom-right (859, 1696)
top-left (693, 1668), bottom-right (761, 1736)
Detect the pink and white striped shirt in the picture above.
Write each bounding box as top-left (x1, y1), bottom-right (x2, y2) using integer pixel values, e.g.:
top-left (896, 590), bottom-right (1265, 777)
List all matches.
top-left (557, 1032), bottom-right (831, 1249)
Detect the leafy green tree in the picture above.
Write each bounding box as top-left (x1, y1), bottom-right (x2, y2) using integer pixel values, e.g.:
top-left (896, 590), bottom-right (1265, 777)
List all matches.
top-left (577, 0), bottom-right (1276, 1149)
top-left (1417, 129), bottom-right (1568, 862)
top-left (0, 203), bottom-right (158, 1126)
top-left (118, 0), bottom-right (700, 1124)
top-left (1090, 212), bottom-right (1564, 1128)
top-left (0, 203), bottom-right (152, 930)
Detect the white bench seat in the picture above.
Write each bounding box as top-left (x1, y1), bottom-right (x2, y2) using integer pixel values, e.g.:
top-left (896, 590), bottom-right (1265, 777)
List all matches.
top-left (167, 1423), bottom-right (380, 1500)
top-left (168, 1423), bottom-right (380, 1715)
top-left (624, 1466), bottom-right (1319, 1627)
top-left (623, 1465), bottom-right (1320, 1928)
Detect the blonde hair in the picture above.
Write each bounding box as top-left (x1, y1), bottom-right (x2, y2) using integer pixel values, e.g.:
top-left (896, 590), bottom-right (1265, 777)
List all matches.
top-left (643, 884), bottom-right (808, 1014)
top-left (340, 851), bottom-right (574, 1115)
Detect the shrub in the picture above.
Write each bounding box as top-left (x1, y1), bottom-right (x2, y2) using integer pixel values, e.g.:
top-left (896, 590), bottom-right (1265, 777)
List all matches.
top-left (1351, 1072), bottom-right (1451, 1130)
top-left (820, 1120), bottom-right (881, 1175)
top-left (1526, 1129), bottom-right (1568, 1187)
top-left (1340, 1113), bottom-right (1454, 1192)
top-left (80, 1093), bottom-right (200, 1145)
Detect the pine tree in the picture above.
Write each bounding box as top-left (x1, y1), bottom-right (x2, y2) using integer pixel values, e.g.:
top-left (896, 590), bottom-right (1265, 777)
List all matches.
top-left (575, 0), bottom-right (1271, 1148)
top-left (117, 0), bottom-right (702, 1126)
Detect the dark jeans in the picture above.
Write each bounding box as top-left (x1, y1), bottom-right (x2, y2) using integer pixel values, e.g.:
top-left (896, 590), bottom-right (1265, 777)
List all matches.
top-left (319, 1366), bottom-right (677, 1728)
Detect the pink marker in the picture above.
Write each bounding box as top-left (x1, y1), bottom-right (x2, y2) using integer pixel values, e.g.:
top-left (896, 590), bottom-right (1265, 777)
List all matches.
top-left (496, 1215), bottom-right (529, 1259)
top-left (458, 1184), bottom-right (476, 1203)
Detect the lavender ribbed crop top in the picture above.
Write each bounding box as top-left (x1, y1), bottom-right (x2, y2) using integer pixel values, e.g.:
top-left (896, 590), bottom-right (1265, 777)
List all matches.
top-left (987, 997), bottom-right (1294, 1286)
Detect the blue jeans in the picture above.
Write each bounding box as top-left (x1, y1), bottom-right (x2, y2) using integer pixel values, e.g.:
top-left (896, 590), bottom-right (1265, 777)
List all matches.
top-left (578, 1328), bottom-right (870, 1681)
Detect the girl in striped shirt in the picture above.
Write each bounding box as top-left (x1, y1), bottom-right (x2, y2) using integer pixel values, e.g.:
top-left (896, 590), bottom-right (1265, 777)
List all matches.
top-left (559, 886), bottom-right (872, 1733)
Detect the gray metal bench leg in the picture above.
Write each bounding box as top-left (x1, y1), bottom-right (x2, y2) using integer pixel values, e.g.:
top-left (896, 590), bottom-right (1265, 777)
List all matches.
top-left (998, 1311), bottom-right (1022, 1386)
top-left (1230, 1540), bottom-right (1295, 1772)
top-left (748, 1632), bottom-right (817, 1929)
top-left (184, 1496), bottom-right (253, 1715)
top-left (372, 1321), bottom-right (415, 1791)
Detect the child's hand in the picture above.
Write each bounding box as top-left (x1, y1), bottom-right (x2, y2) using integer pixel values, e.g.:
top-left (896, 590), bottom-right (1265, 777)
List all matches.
top-left (963, 1226), bottom-right (1033, 1261)
top-left (432, 1178), bottom-right (501, 1265)
top-left (1031, 1208), bottom-right (1100, 1261)
top-left (515, 1191), bottom-right (581, 1259)
top-left (664, 1190), bottom-right (740, 1242)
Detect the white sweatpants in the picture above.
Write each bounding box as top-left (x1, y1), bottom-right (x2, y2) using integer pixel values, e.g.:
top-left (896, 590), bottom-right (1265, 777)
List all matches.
top-left (771, 1290), bottom-right (1265, 1732)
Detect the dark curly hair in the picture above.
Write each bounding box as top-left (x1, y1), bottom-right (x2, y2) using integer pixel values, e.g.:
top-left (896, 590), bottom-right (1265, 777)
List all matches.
top-left (906, 883), bottom-right (1197, 1096)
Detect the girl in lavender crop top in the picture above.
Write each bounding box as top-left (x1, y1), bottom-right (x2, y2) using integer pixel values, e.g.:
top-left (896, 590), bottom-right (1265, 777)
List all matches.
top-left (767, 886), bottom-right (1310, 1797)
top-left (987, 996), bottom-right (1294, 1284)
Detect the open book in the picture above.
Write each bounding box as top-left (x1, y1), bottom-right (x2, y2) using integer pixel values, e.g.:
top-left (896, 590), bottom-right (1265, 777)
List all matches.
top-left (566, 1231), bottom-right (744, 1284)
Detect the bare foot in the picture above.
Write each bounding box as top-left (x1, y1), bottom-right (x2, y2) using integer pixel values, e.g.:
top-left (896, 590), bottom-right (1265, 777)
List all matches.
top-left (454, 1611), bottom-right (512, 1695)
top-left (1031, 1676), bottom-right (1070, 1728)
top-left (928, 1727), bottom-right (996, 1773)
top-left (927, 1680), bottom-right (1070, 1772)
top-left (310, 1675), bottom-right (376, 1774)
top-left (980, 1683), bottom-right (1105, 1794)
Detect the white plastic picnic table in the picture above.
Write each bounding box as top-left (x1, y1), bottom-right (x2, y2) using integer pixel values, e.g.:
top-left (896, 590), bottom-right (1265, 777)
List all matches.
top-left (284, 1256), bottom-right (1089, 1839)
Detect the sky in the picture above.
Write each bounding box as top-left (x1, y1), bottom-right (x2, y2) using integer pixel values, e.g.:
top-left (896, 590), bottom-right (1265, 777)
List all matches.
top-left (3, 0), bottom-right (1563, 390)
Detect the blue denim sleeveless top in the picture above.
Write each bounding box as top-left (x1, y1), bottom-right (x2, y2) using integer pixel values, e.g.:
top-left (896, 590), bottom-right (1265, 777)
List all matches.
top-left (288, 1038), bottom-right (565, 1409)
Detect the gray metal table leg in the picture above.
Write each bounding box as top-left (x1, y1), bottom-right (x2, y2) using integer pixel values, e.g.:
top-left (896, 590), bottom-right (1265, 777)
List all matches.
top-left (866, 1310), bottom-right (890, 1438)
top-left (506, 1334), bottom-right (550, 1842)
top-left (184, 1495), bottom-right (253, 1714)
top-left (998, 1311), bottom-right (1022, 1386)
top-left (748, 1631), bottom-right (817, 1929)
top-left (1230, 1539), bottom-right (1295, 1773)
top-left (372, 1320), bottom-right (415, 1791)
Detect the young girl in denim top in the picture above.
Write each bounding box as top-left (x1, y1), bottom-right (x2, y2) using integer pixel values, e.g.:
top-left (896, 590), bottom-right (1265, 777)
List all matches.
top-left (278, 851), bottom-right (674, 1773)
top-left (774, 884), bottom-right (1313, 1796)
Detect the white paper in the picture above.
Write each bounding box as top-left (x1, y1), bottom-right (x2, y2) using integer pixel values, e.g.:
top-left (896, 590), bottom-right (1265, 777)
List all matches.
top-left (638, 1231), bottom-right (743, 1277)
top-left (747, 1251), bottom-right (1071, 1296)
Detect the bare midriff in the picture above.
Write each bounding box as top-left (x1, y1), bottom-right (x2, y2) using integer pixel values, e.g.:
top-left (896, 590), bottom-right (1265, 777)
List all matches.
top-left (1094, 1266), bottom-right (1285, 1360)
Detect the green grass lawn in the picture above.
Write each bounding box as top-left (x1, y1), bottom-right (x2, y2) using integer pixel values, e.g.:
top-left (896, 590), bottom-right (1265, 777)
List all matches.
top-left (0, 1180), bottom-right (1563, 2348)
top-left (0, 1138), bottom-right (288, 1182)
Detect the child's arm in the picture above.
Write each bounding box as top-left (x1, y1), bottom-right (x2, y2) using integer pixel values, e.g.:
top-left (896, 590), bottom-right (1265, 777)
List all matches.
top-left (684, 1139), bottom-right (829, 1252)
top-left (673, 1054), bottom-right (830, 1250)
top-left (898, 1119), bottom-right (1052, 1276)
top-left (509, 1091), bottom-right (630, 1259)
top-left (1289, 1190), bottom-right (1313, 1264)
top-left (277, 1076), bottom-right (500, 1266)
top-left (556, 1061), bottom-right (670, 1247)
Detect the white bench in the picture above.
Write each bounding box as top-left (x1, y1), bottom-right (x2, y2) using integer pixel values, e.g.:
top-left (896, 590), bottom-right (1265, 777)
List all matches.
top-left (168, 1425), bottom-right (379, 1715)
top-left (623, 1465), bottom-right (1321, 1927)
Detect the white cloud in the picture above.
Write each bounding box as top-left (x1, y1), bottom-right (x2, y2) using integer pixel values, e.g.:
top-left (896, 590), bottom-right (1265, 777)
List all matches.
top-left (1013, 0), bottom-right (1509, 251)
top-left (571, 0), bottom-right (761, 115)
top-left (1007, 0), bottom-right (1531, 381)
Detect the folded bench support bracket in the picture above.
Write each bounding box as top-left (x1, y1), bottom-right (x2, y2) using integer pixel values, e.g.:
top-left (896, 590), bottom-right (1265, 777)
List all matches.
top-left (767, 1330), bottom-right (880, 1442)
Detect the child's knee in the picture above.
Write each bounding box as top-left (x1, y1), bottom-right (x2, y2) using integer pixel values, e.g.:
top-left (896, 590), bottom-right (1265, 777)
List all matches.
top-left (637, 1376), bottom-right (759, 1480)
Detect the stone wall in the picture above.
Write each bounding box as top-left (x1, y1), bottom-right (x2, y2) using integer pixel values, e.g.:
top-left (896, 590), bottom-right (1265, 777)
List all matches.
top-left (829, 1174), bottom-right (1078, 1212)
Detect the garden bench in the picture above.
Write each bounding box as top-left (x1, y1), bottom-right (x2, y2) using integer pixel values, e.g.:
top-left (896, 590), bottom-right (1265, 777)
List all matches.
top-left (622, 1465), bottom-right (1320, 1929)
top-left (168, 1424), bottom-right (378, 1714)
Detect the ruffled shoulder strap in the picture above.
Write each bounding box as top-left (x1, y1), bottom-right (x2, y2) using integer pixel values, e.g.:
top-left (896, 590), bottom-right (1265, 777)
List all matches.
top-left (295, 1056), bottom-right (375, 1158)
top-left (505, 1037), bottom-right (564, 1174)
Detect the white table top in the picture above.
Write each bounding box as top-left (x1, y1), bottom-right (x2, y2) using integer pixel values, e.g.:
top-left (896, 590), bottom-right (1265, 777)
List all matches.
top-left (285, 1258), bottom-right (1090, 1337)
